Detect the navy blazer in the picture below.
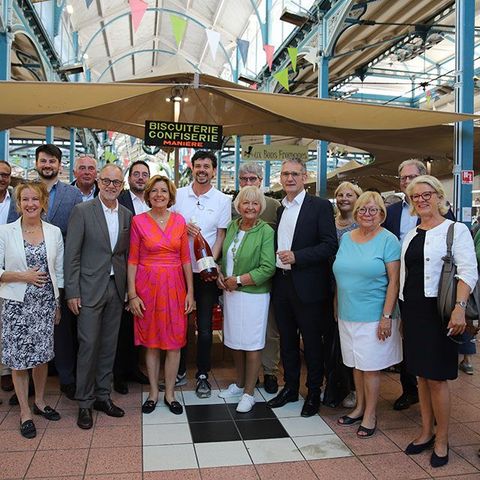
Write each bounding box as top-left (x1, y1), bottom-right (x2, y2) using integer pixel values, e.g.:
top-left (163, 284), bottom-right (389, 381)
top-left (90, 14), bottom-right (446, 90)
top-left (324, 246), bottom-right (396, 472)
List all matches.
top-left (275, 193), bottom-right (338, 304)
top-left (383, 200), bottom-right (455, 240)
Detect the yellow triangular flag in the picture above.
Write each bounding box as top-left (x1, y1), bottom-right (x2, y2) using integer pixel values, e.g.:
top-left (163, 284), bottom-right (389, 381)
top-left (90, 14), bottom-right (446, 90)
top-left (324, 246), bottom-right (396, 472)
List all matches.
top-left (288, 47), bottom-right (298, 72)
top-left (273, 68), bottom-right (289, 91)
top-left (170, 14), bottom-right (187, 47)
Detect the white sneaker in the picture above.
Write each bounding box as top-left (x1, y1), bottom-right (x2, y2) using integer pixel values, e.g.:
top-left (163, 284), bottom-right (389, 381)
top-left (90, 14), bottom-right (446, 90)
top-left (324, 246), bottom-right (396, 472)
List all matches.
top-left (342, 391), bottom-right (357, 408)
top-left (218, 383), bottom-right (244, 398)
top-left (236, 393), bottom-right (256, 413)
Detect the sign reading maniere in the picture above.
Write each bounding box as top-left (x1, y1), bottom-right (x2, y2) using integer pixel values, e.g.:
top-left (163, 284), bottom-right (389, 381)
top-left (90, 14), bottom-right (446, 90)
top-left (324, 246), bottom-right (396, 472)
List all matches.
top-left (242, 144), bottom-right (309, 161)
top-left (145, 121), bottom-right (223, 149)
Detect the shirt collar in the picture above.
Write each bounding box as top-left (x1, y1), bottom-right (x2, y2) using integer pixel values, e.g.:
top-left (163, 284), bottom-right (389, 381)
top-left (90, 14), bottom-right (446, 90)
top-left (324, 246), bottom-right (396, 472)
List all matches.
top-left (282, 189), bottom-right (306, 208)
top-left (188, 183), bottom-right (214, 199)
top-left (99, 197), bottom-right (118, 213)
top-left (130, 190), bottom-right (146, 204)
top-left (48, 180), bottom-right (59, 192)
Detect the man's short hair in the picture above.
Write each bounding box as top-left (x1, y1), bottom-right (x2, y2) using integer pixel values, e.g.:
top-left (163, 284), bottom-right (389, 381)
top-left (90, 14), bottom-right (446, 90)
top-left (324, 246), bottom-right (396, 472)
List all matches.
top-left (398, 159), bottom-right (427, 176)
top-left (238, 162), bottom-right (263, 179)
top-left (35, 144), bottom-right (62, 162)
top-left (74, 155), bottom-right (97, 171)
top-left (100, 163), bottom-right (123, 176)
top-left (191, 151), bottom-right (217, 169)
top-left (0, 160), bottom-right (11, 172)
top-left (128, 160), bottom-right (150, 177)
top-left (281, 157), bottom-right (307, 173)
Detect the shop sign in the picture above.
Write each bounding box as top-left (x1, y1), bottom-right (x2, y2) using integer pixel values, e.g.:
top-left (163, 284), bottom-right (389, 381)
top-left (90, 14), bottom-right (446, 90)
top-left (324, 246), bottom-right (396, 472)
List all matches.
top-left (242, 144), bottom-right (309, 161)
top-left (144, 121), bottom-right (223, 149)
top-left (462, 170), bottom-right (474, 185)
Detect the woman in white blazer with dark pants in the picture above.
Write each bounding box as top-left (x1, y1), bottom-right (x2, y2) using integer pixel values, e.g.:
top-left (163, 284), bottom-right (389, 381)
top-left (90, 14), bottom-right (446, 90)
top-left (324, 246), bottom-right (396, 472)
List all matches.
top-left (0, 181), bottom-right (64, 439)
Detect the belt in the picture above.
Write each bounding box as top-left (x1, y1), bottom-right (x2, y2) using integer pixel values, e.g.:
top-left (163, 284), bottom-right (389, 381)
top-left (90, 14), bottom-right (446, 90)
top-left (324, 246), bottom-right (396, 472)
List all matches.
top-left (276, 268), bottom-right (292, 276)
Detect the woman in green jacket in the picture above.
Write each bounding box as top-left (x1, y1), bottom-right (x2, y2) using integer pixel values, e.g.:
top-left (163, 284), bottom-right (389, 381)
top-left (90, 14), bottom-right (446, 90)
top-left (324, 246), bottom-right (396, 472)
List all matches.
top-left (217, 186), bottom-right (276, 413)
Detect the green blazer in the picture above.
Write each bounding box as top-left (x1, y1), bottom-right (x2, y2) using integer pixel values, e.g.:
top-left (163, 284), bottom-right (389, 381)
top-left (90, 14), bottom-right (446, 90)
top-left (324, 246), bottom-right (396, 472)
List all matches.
top-left (221, 218), bottom-right (276, 294)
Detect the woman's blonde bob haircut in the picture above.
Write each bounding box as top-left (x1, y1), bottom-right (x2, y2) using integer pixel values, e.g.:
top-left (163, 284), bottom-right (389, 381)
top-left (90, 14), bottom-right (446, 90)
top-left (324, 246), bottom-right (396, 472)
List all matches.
top-left (352, 191), bottom-right (387, 223)
top-left (406, 175), bottom-right (449, 215)
top-left (234, 186), bottom-right (266, 215)
top-left (144, 175), bottom-right (176, 208)
top-left (15, 181), bottom-right (49, 215)
top-left (334, 181), bottom-right (363, 199)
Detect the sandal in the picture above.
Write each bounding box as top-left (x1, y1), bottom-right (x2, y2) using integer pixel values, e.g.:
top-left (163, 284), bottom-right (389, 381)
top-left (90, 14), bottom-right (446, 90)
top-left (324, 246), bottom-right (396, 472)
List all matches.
top-left (33, 404), bottom-right (61, 421)
top-left (357, 422), bottom-right (377, 438)
top-left (338, 414), bottom-right (364, 426)
top-left (142, 399), bottom-right (157, 414)
top-left (20, 419), bottom-right (36, 439)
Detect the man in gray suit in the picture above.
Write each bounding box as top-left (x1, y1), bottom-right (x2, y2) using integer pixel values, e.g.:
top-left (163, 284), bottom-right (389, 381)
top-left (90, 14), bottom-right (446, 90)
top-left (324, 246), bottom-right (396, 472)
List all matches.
top-left (64, 164), bottom-right (132, 430)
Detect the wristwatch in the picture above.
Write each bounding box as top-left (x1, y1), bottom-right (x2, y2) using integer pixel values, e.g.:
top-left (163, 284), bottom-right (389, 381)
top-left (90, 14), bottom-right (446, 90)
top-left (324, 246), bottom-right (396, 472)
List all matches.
top-left (456, 300), bottom-right (467, 310)
top-left (382, 313), bottom-right (392, 319)
top-left (236, 276), bottom-right (242, 287)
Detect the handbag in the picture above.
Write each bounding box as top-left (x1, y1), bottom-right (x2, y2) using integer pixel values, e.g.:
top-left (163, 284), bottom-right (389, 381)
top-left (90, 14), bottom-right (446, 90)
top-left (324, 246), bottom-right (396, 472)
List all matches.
top-left (437, 222), bottom-right (480, 335)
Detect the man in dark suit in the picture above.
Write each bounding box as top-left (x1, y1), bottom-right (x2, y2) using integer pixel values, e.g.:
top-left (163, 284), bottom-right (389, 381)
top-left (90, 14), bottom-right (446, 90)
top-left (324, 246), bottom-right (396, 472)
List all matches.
top-left (113, 160), bottom-right (151, 394)
top-left (65, 164), bottom-right (132, 430)
top-left (267, 158), bottom-right (338, 417)
top-left (383, 158), bottom-right (454, 411)
top-left (71, 154), bottom-right (99, 201)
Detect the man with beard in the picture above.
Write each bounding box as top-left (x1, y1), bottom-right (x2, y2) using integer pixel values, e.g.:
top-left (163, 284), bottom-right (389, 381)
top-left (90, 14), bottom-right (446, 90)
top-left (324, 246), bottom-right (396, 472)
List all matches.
top-left (171, 151), bottom-right (231, 398)
top-left (113, 161), bottom-right (151, 394)
top-left (72, 155), bottom-right (99, 201)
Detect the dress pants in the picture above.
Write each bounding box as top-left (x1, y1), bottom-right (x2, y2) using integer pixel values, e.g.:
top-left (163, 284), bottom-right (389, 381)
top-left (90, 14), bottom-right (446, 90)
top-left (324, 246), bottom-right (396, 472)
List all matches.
top-left (54, 297), bottom-right (77, 385)
top-left (113, 309), bottom-right (140, 381)
top-left (272, 270), bottom-right (333, 393)
top-left (76, 278), bottom-right (123, 408)
top-left (179, 273), bottom-right (219, 377)
top-left (262, 303), bottom-right (280, 376)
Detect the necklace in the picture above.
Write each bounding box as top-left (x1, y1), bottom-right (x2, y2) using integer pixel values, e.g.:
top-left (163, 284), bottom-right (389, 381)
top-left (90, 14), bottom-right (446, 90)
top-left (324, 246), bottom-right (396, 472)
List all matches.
top-left (22, 226), bottom-right (41, 234)
top-left (152, 212), bottom-right (169, 224)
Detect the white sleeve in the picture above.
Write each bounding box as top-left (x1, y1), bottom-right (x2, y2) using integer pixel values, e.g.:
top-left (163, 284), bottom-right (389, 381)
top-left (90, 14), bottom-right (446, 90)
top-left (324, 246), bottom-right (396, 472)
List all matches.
top-left (453, 223), bottom-right (478, 292)
top-left (217, 195), bottom-right (232, 229)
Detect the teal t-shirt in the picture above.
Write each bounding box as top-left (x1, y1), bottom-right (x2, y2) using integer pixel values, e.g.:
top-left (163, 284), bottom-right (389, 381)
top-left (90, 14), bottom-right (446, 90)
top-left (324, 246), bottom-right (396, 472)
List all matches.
top-left (332, 228), bottom-right (400, 322)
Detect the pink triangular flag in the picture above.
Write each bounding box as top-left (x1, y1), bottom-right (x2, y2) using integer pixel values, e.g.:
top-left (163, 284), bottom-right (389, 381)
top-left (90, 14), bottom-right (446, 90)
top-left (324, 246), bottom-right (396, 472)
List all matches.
top-left (264, 44), bottom-right (274, 71)
top-left (129, 0), bottom-right (148, 32)
top-left (205, 29), bottom-right (220, 62)
top-left (249, 83), bottom-right (258, 90)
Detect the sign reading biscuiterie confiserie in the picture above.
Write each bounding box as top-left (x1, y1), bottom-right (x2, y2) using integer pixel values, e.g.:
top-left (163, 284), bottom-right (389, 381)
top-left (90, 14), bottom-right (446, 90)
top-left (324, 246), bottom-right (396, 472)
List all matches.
top-left (242, 144), bottom-right (309, 161)
top-left (144, 121), bottom-right (223, 149)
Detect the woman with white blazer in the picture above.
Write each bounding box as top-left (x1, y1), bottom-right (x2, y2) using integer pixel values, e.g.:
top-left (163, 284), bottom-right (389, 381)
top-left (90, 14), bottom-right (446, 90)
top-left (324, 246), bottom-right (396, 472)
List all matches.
top-left (0, 181), bottom-right (64, 439)
top-left (400, 175), bottom-right (477, 468)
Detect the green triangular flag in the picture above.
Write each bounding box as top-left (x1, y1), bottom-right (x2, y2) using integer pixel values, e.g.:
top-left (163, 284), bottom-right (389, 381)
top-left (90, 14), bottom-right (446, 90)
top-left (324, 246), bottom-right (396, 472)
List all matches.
top-left (274, 68), bottom-right (289, 91)
top-left (288, 47), bottom-right (298, 72)
top-left (170, 14), bottom-right (187, 47)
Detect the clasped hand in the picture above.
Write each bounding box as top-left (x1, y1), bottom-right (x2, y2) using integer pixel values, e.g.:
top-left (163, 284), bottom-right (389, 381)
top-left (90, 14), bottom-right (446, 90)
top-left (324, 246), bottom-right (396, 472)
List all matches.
top-left (217, 272), bottom-right (238, 292)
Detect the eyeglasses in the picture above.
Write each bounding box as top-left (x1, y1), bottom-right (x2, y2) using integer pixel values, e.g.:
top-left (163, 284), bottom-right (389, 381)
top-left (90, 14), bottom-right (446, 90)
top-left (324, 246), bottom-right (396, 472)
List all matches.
top-left (410, 191), bottom-right (437, 202)
top-left (399, 174), bottom-right (419, 183)
top-left (281, 171), bottom-right (303, 178)
top-left (357, 207), bottom-right (380, 216)
top-left (0, 172), bottom-right (11, 178)
top-left (99, 177), bottom-right (123, 188)
top-left (131, 171), bottom-right (149, 179)
top-left (239, 176), bottom-right (259, 183)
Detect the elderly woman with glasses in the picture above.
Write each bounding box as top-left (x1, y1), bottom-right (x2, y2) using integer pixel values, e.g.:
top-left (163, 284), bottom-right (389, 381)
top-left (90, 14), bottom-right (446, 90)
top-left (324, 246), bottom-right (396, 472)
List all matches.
top-left (333, 191), bottom-right (402, 438)
top-left (400, 175), bottom-right (477, 467)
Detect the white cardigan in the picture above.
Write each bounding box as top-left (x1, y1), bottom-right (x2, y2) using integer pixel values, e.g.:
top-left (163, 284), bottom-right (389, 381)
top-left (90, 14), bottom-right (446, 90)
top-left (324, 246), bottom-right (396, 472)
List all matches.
top-left (0, 218), bottom-right (64, 302)
top-left (399, 219), bottom-right (478, 301)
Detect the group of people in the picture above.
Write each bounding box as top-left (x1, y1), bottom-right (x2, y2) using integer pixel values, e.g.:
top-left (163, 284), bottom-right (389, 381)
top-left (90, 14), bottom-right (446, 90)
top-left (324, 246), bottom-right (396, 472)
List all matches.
top-left (0, 147), bottom-right (477, 469)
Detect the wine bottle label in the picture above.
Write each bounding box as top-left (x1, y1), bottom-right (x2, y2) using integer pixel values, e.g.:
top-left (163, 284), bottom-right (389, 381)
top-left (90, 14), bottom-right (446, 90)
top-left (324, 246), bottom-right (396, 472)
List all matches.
top-left (197, 256), bottom-right (216, 271)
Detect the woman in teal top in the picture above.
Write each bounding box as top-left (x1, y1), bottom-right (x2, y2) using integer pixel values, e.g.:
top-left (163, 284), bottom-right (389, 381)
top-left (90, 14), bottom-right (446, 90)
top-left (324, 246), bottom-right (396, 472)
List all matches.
top-left (333, 191), bottom-right (401, 438)
top-left (217, 186), bottom-right (276, 413)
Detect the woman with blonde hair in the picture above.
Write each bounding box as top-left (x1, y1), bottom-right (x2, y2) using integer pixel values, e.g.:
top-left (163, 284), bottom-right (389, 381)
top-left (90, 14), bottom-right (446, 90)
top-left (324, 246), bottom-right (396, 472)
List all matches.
top-left (334, 182), bottom-right (363, 241)
top-left (400, 175), bottom-right (477, 467)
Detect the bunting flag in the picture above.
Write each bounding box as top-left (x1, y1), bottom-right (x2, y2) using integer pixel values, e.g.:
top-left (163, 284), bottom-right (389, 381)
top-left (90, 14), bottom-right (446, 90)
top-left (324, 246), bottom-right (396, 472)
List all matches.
top-left (85, 0), bottom-right (94, 8)
top-left (303, 46), bottom-right (318, 71)
top-left (205, 29), bottom-right (220, 62)
top-left (107, 130), bottom-right (114, 140)
top-left (288, 47), bottom-right (298, 72)
top-left (274, 68), bottom-right (289, 91)
top-left (129, 0), bottom-right (148, 32)
top-left (425, 89), bottom-right (432, 108)
top-left (130, 136), bottom-right (136, 146)
top-left (249, 83), bottom-right (258, 90)
top-left (170, 14), bottom-right (187, 47)
top-left (263, 44), bottom-right (274, 71)
top-left (237, 39), bottom-right (249, 67)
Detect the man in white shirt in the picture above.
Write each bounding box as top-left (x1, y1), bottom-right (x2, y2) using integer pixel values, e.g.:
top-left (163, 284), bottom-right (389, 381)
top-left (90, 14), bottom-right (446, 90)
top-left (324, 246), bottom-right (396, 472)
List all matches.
top-left (72, 155), bottom-right (99, 201)
top-left (267, 158), bottom-right (338, 417)
top-left (171, 150), bottom-right (231, 398)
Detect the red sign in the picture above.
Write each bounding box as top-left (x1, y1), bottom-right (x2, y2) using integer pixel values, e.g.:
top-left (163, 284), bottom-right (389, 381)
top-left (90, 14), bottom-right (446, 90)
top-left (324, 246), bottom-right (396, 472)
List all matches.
top-left (462, 170), bottom-right (474, 185)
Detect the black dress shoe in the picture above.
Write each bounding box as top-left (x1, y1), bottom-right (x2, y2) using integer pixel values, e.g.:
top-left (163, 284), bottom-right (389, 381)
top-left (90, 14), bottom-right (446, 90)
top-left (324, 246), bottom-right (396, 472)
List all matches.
top-left (60, 383), bottom-right (76, 401)
top-left (431, 447), bottom-right (449, 468)
top-left (77, 408), bottom-right (93, 429)
top-left (393, 392), bottom-right (419, 411)
top-left (266, 387), bottom-right (299, 409)
top-left (20, 419), bottom-right (36, 439)
top-left (142, 399), bottom-right (157, 414)
top-left (113, 379), bottom-right (129, 395)
top-left (33, 404), bottom-right (61, 421)
top-left (93, 399), bottom-right (125, 417)
top-left (301, 393), bottom-right (321, 417)
top-left (264, 375), bottom-right (278, 394)
top-left (1, 374), bottom-right (14, 392)
top-left (164, 398), bottom-right (183, 415)
top-left (128, 370), bottom-right (149, 385)
top-left (405, 435), bottom-right (435, 455)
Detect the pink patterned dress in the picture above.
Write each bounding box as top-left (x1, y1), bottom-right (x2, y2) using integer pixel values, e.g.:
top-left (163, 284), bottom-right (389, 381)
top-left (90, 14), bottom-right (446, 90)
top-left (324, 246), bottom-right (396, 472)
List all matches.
top-left (128, 212), bottom-right (190, 350)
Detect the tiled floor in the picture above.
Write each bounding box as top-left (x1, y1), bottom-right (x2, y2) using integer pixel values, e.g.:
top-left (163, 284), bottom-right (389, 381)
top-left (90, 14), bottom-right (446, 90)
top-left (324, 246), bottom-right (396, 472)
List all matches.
top-left (2, 352), bottom-right (480, 479)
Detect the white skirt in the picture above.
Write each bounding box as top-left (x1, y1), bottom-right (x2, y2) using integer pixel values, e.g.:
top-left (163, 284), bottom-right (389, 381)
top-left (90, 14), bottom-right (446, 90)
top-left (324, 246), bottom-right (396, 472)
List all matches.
top-left (223, 290), bottom-right (270, 351)
top-left (338, 318), bottom-right (402, 371)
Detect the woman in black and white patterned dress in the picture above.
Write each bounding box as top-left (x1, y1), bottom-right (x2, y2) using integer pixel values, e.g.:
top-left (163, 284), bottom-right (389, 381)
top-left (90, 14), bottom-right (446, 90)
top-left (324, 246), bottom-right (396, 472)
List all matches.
top-left (0, 182), bottom-right (64, 439)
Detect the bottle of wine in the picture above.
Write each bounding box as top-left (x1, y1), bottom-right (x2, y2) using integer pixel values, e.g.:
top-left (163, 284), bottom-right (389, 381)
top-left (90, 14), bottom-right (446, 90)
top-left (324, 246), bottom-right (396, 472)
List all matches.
top-left (194, 231), bottom-right (218, 281)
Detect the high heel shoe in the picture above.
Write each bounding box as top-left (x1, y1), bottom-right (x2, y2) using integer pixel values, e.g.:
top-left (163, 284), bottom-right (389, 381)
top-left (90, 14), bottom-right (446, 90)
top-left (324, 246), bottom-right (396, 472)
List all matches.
top-left (405, 435), bottom-right (435, 455)
top-left (430, 446), bottom-right (449, 468)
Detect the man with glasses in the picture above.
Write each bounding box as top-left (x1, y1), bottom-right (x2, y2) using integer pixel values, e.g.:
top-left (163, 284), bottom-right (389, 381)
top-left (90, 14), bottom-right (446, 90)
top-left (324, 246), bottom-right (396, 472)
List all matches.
top-left (234, 163), bottom-right (281, 393)
top-left (65, 164), bottom-right (132, 429)
top-left (171, 150), bottom-right (231, 398)
top-left (113, 160), bottom-right (151, 394)
top-left (267, 158), bottom-right (337, 417)
top-left (72, 155), bottom-right (99, 201)
top-left (383, 158), bottom-right (454, 411)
